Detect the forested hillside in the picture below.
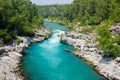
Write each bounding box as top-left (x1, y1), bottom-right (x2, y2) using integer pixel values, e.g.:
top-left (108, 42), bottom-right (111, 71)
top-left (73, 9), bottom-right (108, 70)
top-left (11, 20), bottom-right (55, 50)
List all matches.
top-left (62, 0), bottom-right (120, 58)
top-left (36, 5), bottom-right (68, 18)
top-left (63, 0), bottom-right (120, 25)
top-left (0, 0), bottom-right (43, 43)
top-left (64, 0), bottom-right (120, 25)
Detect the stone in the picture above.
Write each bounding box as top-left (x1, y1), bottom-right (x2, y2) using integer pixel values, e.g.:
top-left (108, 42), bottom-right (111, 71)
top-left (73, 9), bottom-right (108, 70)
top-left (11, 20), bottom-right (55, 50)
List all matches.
top-left (115, 57), bottom-right (120, 63)
top-left (0, 48), bottom-right (6, 55)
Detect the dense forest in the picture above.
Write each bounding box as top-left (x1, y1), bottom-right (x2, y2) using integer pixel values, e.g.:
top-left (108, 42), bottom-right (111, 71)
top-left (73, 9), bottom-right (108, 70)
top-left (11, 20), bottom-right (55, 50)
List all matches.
top-left (35, 0), bottom-right (120, 26)
top-left (63, 0), bottom-right (120, 25)
top-left (36, 5), bottom-right (68, 19)
top-left (0, 0), bottom-right (43, 43)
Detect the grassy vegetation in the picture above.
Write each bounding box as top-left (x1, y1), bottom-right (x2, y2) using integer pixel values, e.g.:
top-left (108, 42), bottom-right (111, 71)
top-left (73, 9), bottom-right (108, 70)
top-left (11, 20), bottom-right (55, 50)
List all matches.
top-left (2, 71), bottom-right (7, 80)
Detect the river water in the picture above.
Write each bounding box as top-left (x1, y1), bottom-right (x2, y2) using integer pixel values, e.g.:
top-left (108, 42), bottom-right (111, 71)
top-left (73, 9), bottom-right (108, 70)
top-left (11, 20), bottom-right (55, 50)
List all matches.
top-left (21, 21), bottom-right (107, 80)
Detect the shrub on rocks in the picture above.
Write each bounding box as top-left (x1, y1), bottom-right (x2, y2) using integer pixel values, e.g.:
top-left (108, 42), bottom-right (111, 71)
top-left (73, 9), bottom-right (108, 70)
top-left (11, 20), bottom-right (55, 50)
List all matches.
top-left (97, 22), bottom-right (120, 58)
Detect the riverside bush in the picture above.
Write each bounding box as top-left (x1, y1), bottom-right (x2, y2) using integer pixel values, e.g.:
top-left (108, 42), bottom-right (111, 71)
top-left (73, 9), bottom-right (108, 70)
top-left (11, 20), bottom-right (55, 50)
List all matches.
top-left (88, 16), bottom-right (99, 25)
top-left (3, 34), bottom-right (12, 44)
top-left (97, 22), bottom-right (120, 58)
top-left (16, 38), bottom-right (22, 45)
top-left (0, 30), bottom-right (7, 38)
top-left (18, 26), bottom-right (34, 37)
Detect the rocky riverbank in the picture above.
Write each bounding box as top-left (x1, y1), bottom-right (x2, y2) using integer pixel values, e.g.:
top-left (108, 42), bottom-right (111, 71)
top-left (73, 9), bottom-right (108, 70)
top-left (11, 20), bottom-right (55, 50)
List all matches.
top-left (61, 24), bottom-right (120, 80)
top-left (0, 28), bottom-right (50, 80)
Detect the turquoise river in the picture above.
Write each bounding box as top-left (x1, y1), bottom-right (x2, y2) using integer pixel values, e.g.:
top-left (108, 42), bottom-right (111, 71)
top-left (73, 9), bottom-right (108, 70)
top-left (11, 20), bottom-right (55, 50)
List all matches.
top-left (21, 21), bottom-right (107, 80)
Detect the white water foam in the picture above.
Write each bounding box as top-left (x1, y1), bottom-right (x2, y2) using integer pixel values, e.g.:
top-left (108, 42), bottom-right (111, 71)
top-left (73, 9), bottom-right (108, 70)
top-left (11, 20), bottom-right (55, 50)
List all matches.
top-left (48, 30), bottom-right (65, 44)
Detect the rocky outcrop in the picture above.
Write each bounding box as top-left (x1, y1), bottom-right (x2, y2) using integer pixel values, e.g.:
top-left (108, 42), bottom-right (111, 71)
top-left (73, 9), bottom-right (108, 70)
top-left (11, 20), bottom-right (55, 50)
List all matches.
top-left (110, 23), bottom-right (120, 32)
top-left (0, 51), bottom-right (23, 80)
top-left (32, 28), bottom-right (51, 42)
top-left (0, 48), bottom-right (6, 55)
top-left (110, 23), bottom-right (120, 37)
top-left (62, 31), bottom-right (120, 80)
top-left (0, 28), bottom-right (49, 80)
top-left (0, 37), bottom-right (30, 80)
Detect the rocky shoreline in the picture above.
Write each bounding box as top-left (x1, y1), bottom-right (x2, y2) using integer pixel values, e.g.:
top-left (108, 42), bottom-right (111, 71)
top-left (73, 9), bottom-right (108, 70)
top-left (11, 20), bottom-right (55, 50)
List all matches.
top-left (0, 23), bottom-right (119, 80)
top-left (0, 28), bottom-right (50, 80)
top-left (61, 24), bottom-right (120, 80)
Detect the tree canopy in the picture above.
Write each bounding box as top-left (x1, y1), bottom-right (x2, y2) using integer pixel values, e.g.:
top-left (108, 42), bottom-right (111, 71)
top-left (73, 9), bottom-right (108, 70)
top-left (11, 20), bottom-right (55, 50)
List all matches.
top-left (36, 5), bottom-right (68, 18)
top-left (63, 0), bottom-right (120, 25)
top-left (0, 0), bottom-right (43, 43)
